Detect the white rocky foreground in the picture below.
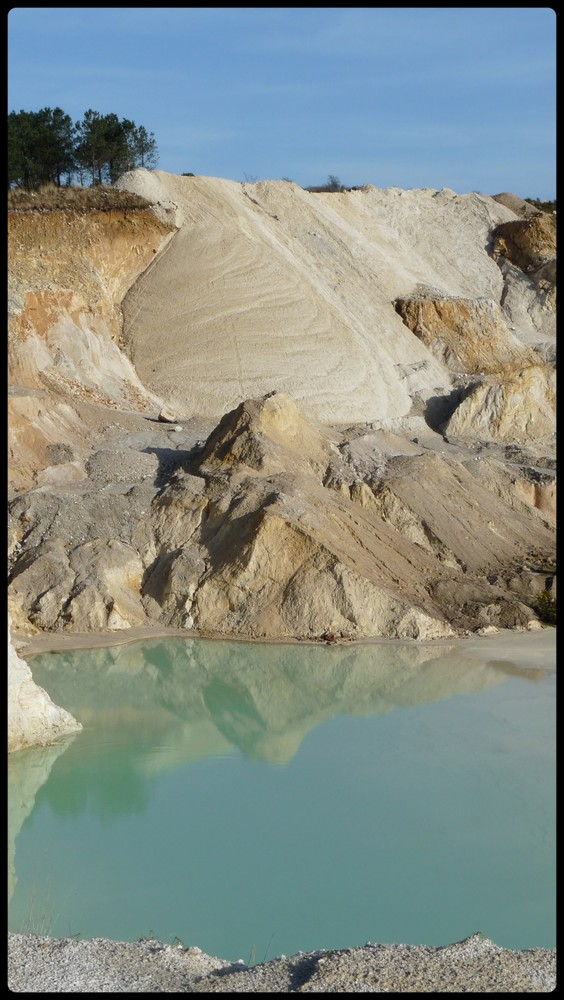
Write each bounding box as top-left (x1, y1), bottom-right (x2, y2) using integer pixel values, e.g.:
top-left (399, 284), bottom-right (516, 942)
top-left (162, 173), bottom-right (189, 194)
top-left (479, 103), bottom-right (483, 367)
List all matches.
top-left (7, 617), bottom-right (81, 752)
top-left (7, 932), bottom-right (556, 992)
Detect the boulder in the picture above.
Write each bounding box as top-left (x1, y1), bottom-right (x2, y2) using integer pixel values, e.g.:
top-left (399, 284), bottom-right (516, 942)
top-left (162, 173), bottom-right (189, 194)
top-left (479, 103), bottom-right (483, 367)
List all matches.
top-left (8, 616), bottom-right (82, 752)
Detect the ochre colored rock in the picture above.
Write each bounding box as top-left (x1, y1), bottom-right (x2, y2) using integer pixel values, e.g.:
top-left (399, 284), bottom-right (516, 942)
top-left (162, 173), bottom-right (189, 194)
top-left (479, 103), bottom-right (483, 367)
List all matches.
top-left (445, 366), bottom-right (555, 443)
top-left (393, 296), bottom-right (537, 374)
top-left (491, 213), bottom-right (556, 271)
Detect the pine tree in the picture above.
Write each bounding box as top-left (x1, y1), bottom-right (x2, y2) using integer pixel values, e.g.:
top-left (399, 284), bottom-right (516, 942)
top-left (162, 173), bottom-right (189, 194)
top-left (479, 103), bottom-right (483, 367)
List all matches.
top-left (8, 106), bottom-right (160, 189)
top-left (8, 107), bottom-right (75, 188)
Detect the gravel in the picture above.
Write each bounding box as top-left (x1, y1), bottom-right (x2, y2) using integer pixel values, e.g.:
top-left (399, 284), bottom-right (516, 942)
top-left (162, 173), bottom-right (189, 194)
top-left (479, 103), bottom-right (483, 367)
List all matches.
top-left (8, 932), bottom-right (556, 993)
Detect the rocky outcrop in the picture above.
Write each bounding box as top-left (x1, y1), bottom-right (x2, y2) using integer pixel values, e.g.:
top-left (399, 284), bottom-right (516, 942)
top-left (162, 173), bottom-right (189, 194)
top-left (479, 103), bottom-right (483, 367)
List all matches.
top-left (8, 389), bottom-right (89, 493)
top-left (392, 290), bottom-right (555, 446)
top-left (8, 206), bottom-right (177, 491)
top-left (8, 617), bottom-right (82, 752)
top-left (393, 295), bottom-right (537, 374)
top-left (490, 212), bottom-right (556, 361)
top-left (8, 208), bottom-right (176, 396)
top-left (491, 213), bottom-right (556, 272)
top-left (8, 391), bottom-right (555, 642)
top-left (197, 390), bottom-right (334, 477)
top-left (496, 257), bottom-right (555, 357)
top-left (444, 365), bottom-right (556, 444)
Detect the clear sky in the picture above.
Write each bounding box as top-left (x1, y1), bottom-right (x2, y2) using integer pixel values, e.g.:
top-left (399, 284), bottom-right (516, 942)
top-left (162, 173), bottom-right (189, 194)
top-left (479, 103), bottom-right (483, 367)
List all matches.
top-left (8, 7), bottom-right (556, 198)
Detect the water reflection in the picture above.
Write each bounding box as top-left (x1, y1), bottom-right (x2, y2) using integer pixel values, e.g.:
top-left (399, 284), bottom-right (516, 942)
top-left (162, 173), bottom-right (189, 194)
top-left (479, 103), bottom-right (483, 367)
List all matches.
top-left (8, 737), bottom-right (78, 902)
top-left (27, 631), bottom-right (553, 773)
top-left (8, 630), bottom-right (555, 952)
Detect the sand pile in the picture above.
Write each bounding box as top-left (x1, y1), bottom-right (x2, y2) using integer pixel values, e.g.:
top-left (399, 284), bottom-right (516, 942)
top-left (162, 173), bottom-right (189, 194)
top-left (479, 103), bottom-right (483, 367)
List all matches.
top-left (117, 171), bottom-right (538, 425)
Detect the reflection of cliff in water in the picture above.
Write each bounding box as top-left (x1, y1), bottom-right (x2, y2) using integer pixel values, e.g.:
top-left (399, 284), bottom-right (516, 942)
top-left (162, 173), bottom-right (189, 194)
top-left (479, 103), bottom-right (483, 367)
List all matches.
top-left (29, 632), bottom-right (554, 772)
top-left (8, 737), bottom-right (78, 902)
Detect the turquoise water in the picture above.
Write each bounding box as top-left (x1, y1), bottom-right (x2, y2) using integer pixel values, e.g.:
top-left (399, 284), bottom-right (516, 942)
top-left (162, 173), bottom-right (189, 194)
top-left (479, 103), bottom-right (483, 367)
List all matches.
top-left (8, 631), bottom-right (556, 962)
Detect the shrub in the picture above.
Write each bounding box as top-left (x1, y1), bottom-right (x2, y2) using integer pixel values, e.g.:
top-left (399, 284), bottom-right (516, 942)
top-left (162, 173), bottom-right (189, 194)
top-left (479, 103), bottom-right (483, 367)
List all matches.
top-left (306, 174), bottom-right (344, 193)
top-left (305, 175), bottom-right (366, 193)
top-left (524, 197), bottom-right (556, 214)
top-left (532, 590), bottom-right (557, 626)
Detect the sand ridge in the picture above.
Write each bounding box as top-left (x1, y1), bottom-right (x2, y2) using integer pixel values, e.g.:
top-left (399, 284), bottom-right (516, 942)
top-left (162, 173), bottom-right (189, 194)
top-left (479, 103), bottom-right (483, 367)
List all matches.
top-left (117, 172), bottom-right (521, 423)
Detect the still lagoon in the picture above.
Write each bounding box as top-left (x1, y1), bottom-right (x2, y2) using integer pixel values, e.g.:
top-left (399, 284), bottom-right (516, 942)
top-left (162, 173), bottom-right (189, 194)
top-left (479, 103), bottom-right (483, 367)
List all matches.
top-left (8, 629), bottom-right (555, 963)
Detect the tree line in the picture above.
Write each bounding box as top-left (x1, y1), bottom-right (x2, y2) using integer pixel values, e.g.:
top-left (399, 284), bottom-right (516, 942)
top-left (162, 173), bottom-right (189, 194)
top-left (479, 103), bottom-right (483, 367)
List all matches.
top-left (8, 107), bottom-right (158, 190)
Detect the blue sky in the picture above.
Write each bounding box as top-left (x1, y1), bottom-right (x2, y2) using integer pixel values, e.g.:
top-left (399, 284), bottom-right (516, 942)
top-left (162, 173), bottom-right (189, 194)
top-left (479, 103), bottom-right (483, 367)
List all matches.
top-left (8, 7), bottom-right (556, 198)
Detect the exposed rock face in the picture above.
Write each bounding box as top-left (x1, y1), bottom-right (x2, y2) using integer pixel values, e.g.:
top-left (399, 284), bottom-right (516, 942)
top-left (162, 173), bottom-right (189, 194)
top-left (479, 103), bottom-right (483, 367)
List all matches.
top-left (393, 295), bottom-right (537, 373)
top-left (444, 366), bottom-right (556, 443)
top-left (118, 176), bottom-right (521, 423)
top-left (491, 213), bottom-right (556, 272)
top-left (8, 390), bottom-right (88, 493)
top-left (198, 391), bottom-right (333, 476)
top-left (8, 208), bottom-right (175, 396)
top-left (8, 617), bottom-right (82, 752)
top-left (8, 391), bottom-right (555, 642)
top-left (496, 258), bottom-right (556, 355)
top-left (392, 292), bottom-right (555, 446)
top-left (7, 175), bottom-right (556, 650)
top-left (490, 214), bottom-right (556, 354)
top-left (8, 207), bottom-right (176, 491)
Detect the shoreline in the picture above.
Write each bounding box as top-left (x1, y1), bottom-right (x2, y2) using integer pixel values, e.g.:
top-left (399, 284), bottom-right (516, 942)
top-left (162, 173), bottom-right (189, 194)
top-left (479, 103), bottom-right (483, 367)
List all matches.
top-left (7, 932), bottom-right (556, 992)
top-left (11, 621), bottom-right (556, 661)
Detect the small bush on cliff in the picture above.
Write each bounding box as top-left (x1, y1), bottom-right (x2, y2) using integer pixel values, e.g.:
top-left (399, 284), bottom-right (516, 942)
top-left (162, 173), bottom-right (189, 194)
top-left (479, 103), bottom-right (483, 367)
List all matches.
top-left (524, 197), bottom-right (556, 214)
top-left (531, 590), bottom-right (557, 626)
top-left (306, 174), bottom-right (345, 193)
top-left (305, 175), bottom-right (366, 193)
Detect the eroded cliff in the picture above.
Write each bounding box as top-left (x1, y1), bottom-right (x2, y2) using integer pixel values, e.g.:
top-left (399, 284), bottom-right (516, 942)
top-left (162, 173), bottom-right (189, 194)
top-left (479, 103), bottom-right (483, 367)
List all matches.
top-left (7, 173), bottom-right (556, 746)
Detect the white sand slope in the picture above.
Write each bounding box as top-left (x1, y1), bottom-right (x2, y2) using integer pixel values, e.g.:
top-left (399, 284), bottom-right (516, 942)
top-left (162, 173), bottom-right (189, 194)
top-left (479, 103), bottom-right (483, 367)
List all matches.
top-left (118, 171), bottom-right (518, 423)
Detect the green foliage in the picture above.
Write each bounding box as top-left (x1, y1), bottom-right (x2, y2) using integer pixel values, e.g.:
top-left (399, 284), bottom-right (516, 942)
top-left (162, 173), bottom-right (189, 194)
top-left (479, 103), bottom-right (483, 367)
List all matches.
top-left (305, 175), bottom-right (366, 193)
top-left (130, 124), bottom-right (159, 170)
top-left (8, 106), bottom-right (158, 190)
top-left (8, 107), bottom-right (75, 189)
top-left (524, 197), bottom-right (556, 214)
top-left (327, 174), bottom-right (343, 191)
top-left (306, 174), bottom-right (345, 193)
top-left (532, 590), bottom-right (557, 626)
top-left (73, 111), bottom-right (158, 185)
